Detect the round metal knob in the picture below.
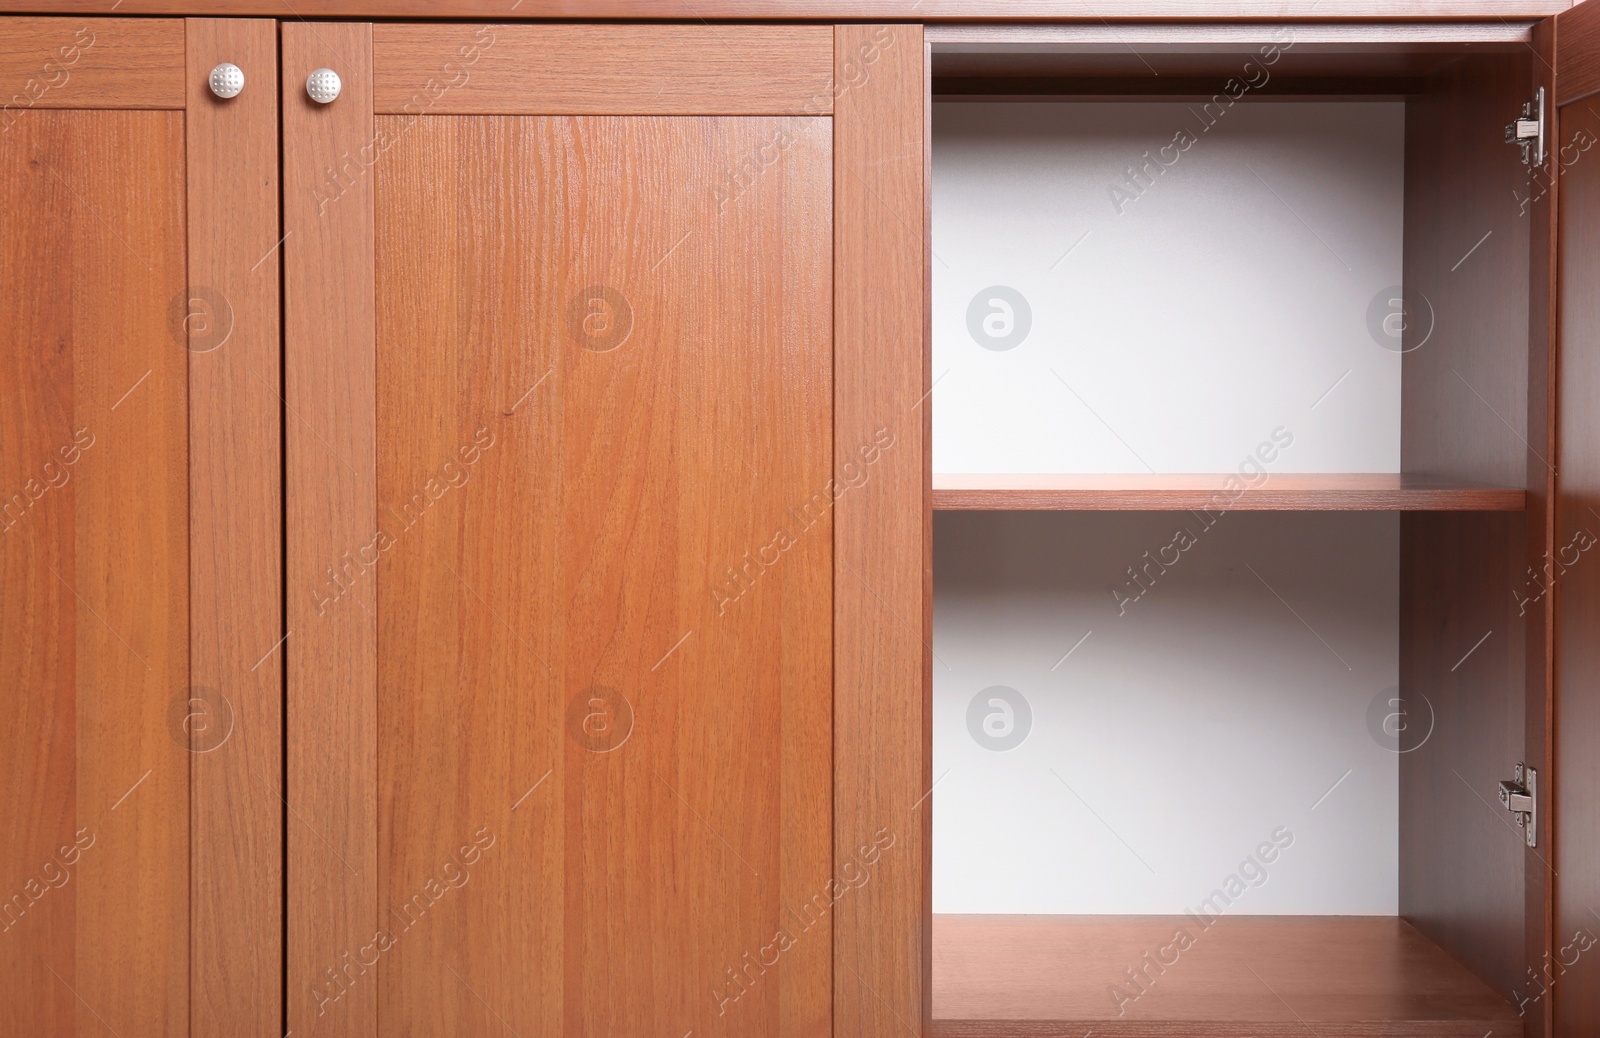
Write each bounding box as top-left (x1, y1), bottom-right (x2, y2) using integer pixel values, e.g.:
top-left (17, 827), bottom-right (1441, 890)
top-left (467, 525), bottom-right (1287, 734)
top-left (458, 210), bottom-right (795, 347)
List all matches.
top-left (208, 62), bottom-right (244, 99)
top-left (305, 68), bottom-right (342, 105)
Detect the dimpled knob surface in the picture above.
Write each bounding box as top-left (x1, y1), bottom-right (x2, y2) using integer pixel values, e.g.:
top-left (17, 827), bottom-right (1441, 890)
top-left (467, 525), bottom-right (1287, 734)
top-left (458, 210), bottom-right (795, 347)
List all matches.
top-left (306, 68), bottom-right (341, 104)
top-left (208, 62), bottom-right (244, 99)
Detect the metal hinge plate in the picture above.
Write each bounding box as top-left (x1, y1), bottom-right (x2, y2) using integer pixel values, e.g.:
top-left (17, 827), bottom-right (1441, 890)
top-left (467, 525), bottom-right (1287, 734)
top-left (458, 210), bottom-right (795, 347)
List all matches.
top-left (1506, 87), bottom-right (1546, 168)
top-left (1498, 762), bottom-right (1538, 848)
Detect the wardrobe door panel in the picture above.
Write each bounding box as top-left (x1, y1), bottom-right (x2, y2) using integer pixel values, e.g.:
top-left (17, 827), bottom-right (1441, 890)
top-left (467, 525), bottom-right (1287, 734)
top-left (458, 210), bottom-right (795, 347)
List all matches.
top-left (285, 24), bottom-right (834, 1038)
top-left (2, 16), bottom-right (284, 1038)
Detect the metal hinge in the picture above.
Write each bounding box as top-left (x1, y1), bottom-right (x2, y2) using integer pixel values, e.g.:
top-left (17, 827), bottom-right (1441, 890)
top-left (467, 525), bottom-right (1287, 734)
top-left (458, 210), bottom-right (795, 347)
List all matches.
top-left (1506, 87), bottom-right (1546, 168)
top-left (1498, 762), bottom-right (1538, 848)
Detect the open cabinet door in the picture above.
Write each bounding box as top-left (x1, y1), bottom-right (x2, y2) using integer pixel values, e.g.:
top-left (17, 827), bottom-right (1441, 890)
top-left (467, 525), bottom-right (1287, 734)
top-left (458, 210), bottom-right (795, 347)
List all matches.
top-left (1550, 2), bottom-right (1600, 1033)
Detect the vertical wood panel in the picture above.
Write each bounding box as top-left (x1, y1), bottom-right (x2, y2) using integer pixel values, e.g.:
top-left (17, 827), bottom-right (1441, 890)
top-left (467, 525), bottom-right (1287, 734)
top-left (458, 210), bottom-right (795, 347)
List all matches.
top-left (1397, 51), bottom-right (1533, 1007)
top-left (833, 23), bottom-right (929, 1038)
top-left (372, 111), bottom-right (832, 1037)
top-left (774, 109), bottom-right (837, 1038)
top-left (1, 104), bottom-right (188, 1038)
top-left (0, 107), bottom-right (77, 1038)
top-left (1527, 17), bottom-right (1559, 1038)
top-left (1551, 13), bottom-right (1600, 1038)
top-left (69, 108), bottom-right (190, 1038)
top-left (186, 17), bottom-right (282, 1038)
top-left (550, 113), bottom-right (831, 1038)
top-left (283, 22), bottom-right (377, 1038)
top-left (1552, 91), bottom-right (1600, 1038)
top-left (374, 114), bottom-right (562, 1037)
top-left (1399, 511), bottom-right (1527, 985)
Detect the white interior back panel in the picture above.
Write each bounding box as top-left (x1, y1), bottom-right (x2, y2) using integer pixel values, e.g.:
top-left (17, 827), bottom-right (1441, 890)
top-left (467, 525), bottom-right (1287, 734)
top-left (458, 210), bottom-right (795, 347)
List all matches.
top-left (932, 101), bottom-right (1406, 475)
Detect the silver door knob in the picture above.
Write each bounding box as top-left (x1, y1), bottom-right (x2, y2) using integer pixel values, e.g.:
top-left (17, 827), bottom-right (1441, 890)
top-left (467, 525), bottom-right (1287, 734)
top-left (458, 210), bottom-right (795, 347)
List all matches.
top-left (208, 62), bottom-right (244, 99)
top-left (306, 68), bottom-right (341, 104)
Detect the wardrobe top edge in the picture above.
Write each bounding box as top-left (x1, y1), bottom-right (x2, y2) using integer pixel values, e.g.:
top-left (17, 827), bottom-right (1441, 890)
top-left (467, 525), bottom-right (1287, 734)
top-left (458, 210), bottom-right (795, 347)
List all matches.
top-left (0, 4), bottom-right (1571, 24)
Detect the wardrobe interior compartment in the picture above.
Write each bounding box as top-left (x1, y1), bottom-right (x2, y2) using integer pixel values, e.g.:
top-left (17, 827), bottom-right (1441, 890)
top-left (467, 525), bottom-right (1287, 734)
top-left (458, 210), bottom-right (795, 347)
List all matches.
top-left (929, 23), bottom-right (1539, 1036)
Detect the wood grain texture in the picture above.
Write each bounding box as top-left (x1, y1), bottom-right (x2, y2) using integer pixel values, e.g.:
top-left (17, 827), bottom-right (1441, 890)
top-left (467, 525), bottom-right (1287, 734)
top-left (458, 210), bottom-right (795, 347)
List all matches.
top-left (1399, 510), bottom-right (1529, 1001)
top-left (932, 915), bottom-right (1522, 1035)
top-left (0, 17), bottom-right (183, 116)
top-left (1395, 49), bottom-right (1542, 1018)
top-left (1402, 52), bottom-right (1535, 495)
top-left (282, 22), bottom-right (378, 1038)
top-left (372, 24), bottom-right (835, 115)
top-left (1555, 0), bottom-right (1600, 105)
top-left (0, 109), bottom-right (189, 1038)
top-left (0, 104), bottom-right (76, 1038)
top-left (372, 109), bottom-right (832, 1037)
top-left (922, 32), bottom-right (935, 1038)
top-left (1551, 93), bottom-right (1600, 1038)
top-left (927, 22), bottom-right (1538, 45)
top-left (833, 23), bottom-right (929, 1038)
top-left (372, 113), bottom-right (561, 1038)
top-left (932, 473), bottom-right (1527, 510)
top-left (71, 109), bottom-right (190, 1038)
top-left (185, 18), bottom-right (282, 1038)
top-left (933, 76), bottom-right (1427, 97)
top-left (929, 22), bottom-right (1533, 87)
top-left (0, 0), bottom-right (1575, 18)
top-left (1526, 17), bottom-right (1559, 1038)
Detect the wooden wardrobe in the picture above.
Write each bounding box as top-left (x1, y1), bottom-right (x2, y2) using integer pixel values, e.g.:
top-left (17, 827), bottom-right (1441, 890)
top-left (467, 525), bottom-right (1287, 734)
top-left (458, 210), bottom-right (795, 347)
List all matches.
top-left (0, 2), bottom-right (1596, 1036)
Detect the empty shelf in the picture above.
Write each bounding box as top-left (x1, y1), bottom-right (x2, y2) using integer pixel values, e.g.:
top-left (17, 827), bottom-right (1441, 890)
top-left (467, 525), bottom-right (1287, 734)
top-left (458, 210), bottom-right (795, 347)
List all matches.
top-left (933, 914), bottom-right (1520, 1037)
top-left (932, 473), bottom-right (1527, 511)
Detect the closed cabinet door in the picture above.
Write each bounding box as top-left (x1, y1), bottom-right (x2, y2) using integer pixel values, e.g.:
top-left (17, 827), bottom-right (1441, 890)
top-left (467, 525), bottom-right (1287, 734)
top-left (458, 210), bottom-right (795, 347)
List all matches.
top-left (0, 15), bottom-right (281, 1038)
top-left (282, 23), bottom-right (854, 1038)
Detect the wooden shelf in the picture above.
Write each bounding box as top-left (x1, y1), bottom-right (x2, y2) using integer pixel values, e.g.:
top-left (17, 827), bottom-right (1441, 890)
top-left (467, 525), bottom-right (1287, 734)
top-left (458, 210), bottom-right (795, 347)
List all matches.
top-left (932, 473), bottom-right (1527, 511)
top-left (933, 915), bottom-right (1521, 1038)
